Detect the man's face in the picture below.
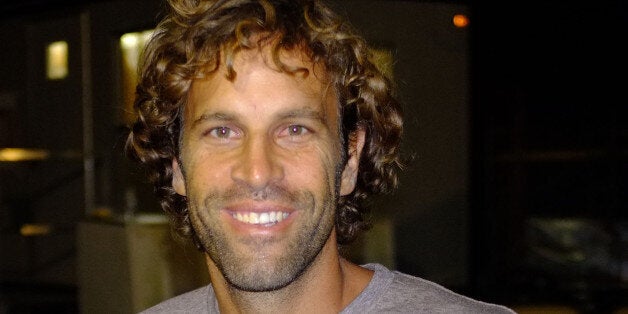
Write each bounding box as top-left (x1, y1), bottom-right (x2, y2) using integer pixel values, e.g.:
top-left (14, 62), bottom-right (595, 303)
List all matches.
top-left (172, 46), bottom-right (362, 292)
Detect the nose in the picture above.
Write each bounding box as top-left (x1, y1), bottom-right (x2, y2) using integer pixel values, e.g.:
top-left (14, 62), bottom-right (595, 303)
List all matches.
top-left (231, 135), bottom-right (284, 191)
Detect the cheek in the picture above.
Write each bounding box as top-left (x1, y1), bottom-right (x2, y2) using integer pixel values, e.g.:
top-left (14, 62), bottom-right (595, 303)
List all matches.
top-left (184, 152), bottom-right (230, 190)
top-left (284, 145), bottom-right (339, 190)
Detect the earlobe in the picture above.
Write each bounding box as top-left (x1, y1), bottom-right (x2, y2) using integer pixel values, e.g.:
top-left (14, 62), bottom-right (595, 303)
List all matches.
top-left (172, 159), bottom-right (187, 196)
top-left (340, 127), bottom-right (366, 196)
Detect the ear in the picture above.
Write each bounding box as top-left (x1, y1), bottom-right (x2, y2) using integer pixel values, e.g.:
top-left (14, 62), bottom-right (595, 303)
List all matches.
top-left (172, 158), bottom-right (187, 196)
top-left (340, 127), bottom-right (366, 196)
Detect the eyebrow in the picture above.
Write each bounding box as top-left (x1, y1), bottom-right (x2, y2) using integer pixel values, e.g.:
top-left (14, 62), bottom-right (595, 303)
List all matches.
top-left (276, 107), bottom-right (327, 124)
top-left (190, 107), bottom-right (328, 128)
top-left (191, 112), bottom-right (235, 129)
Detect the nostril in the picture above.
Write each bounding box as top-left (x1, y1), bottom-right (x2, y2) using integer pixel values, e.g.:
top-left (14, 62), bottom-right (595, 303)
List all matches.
top-left (252, 190), bottom-right (267, 200)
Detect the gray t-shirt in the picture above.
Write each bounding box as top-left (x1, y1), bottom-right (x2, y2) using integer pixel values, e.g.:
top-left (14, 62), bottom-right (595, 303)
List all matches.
top-left (140, 263), bottom-right (515, 313)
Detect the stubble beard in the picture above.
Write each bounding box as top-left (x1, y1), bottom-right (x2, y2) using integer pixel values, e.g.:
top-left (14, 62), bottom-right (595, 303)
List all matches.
top-left (189, 180), bottom-right (337, 292)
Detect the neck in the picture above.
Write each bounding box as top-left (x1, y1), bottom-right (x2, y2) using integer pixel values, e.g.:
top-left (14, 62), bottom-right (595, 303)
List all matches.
top-left (206, 231), bottom-right (373, 314)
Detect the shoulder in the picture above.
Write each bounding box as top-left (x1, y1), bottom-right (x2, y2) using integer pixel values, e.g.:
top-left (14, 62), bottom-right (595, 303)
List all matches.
top-left (139, 285), bottom-right (216, 313)
top-left (346, 263), bottom-right (515, 314)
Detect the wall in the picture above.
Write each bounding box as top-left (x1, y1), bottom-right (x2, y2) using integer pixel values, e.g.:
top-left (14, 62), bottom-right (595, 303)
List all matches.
top-left (336, 1), bottom-right (471, 288)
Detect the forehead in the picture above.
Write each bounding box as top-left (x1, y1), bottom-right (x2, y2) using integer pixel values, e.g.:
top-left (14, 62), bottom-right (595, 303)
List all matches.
top-left (226, 46), bottom-right (326, 95)
top-left (185, 45), bottom-right (338, 121)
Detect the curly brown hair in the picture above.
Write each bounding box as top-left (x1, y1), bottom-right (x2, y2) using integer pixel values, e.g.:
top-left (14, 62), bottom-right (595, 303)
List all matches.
top-left (125, 0), bottom-right (403, 247)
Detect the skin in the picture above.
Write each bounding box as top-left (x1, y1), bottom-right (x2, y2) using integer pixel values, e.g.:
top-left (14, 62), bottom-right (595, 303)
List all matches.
top-left (171, 45), bottom-right (372, 313)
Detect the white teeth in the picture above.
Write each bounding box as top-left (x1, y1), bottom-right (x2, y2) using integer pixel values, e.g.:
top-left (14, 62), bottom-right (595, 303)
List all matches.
top-left (259, 213), bottom-right (269, 224)
top-left (232, 211), bottom-right (289, 225)
top-left (250, 212), bottom-right (259, 224)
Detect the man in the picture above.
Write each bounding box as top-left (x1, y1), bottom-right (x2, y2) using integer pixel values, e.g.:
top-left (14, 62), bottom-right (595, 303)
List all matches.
top-left (126, 0), bottom-right (515, 312)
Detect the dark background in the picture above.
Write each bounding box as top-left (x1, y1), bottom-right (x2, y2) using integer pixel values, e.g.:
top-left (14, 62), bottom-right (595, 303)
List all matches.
top-left (470, 1), bottom-right (627, 313)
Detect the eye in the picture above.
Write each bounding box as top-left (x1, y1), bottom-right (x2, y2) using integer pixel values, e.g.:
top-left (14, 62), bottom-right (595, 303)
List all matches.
top-left (287, 125), bottom-right (308, 136)
top-left (277, 124), bottom-right (312, 144)
top-left (207, 126), bottom-right (237, 139)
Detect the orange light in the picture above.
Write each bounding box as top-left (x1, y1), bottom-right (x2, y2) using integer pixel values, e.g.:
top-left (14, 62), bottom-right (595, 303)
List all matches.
top-left (20, 224), bottom-right (52, 237)
top-left (0, 148), bottom-right (50, 162)
top-left (453, 14), bottom-right (469, 28)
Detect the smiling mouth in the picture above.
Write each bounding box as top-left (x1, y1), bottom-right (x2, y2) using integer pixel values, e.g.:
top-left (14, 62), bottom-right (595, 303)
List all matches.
top-left (232, 211), bottom-right (290, 226)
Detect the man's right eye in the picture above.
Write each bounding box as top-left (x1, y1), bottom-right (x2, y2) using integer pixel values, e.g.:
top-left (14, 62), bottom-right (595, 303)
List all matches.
top-left (207, 127), bottom-right (235, 139)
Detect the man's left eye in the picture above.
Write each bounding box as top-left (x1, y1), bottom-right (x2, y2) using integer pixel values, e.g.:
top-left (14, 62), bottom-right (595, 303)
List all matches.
top-left (287, 125), bottom-right (308, 136)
